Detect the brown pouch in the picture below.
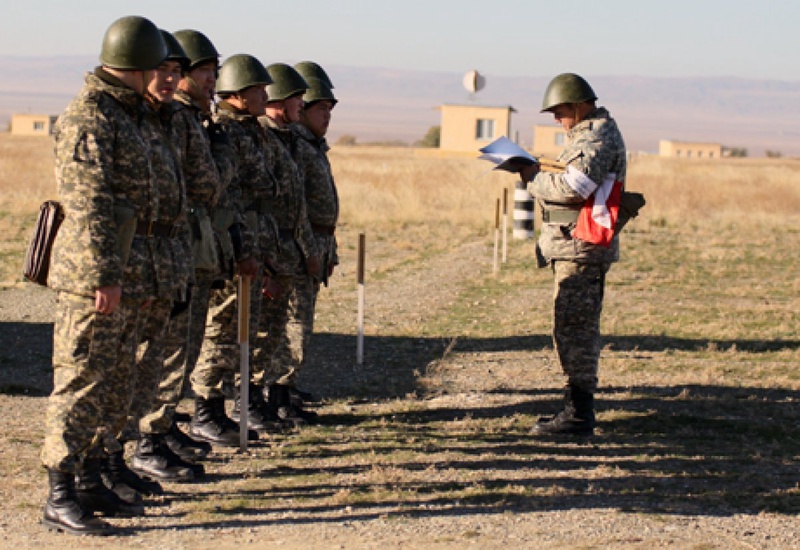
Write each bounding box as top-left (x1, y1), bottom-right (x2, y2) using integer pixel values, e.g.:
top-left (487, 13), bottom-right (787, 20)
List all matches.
top-left (23, 200), bottom-right (65, 286)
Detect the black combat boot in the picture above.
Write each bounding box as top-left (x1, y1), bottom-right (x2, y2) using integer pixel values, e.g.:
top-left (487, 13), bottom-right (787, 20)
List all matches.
top-left (266, 383), bottom-right (318, 428)
top-left (130, 434), bottom-right (199, 482)
top-left (76, 458), bottom-right (145, 517)
top-left (43, 469), bottom-right (112, 536)
top-left (189, 396), bottom-right (245, 447)
top-left (102, 448), bottom-right (163, 497)
top-left (532, 385), bottom-right (596, 436)
top-left (163, 421), bottom-right (212, 462)
top-left (232, 383), bottom-right (284, 433)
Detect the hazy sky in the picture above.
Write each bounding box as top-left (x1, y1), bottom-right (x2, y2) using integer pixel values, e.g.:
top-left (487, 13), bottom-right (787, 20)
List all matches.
top-left (2, 0), bottom-right (798, 81)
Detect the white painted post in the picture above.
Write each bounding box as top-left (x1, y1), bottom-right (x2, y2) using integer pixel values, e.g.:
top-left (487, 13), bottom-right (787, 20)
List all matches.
top-left (356, 233), bottom-right (365, 365)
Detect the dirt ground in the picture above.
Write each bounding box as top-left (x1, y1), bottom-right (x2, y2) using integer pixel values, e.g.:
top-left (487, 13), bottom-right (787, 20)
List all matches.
top-left (1, 234), bottom-right (798, 549)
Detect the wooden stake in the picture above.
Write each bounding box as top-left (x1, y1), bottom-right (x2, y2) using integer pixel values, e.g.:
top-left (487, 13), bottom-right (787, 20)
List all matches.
top-left (237, 275), bottom-right (250, 452)
top-left (493, 198), bottom-right (500, 273)
top-left (357, 233), bottom-right (365, 365)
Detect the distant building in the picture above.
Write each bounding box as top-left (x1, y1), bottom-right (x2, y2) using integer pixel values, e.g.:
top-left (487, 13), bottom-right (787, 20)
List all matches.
top-left (10, 113), bottom-right (58, 136)
top-left (532, 124), bottom-right (567, 159)
top-left (438, 104), bottom-right (515, 153)
top-left (659, 139), bottom-right (722, 159)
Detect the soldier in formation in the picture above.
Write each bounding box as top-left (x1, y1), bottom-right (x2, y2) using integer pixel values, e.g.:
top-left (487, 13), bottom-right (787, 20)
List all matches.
top-left (42, 16), bottom-right (172, 535)
top-left (42, 14), bottom-right (343, 536)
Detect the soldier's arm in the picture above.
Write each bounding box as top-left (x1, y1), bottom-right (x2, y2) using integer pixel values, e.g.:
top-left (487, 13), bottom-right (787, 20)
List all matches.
top-left (55, 110), bottom-right (126, 289)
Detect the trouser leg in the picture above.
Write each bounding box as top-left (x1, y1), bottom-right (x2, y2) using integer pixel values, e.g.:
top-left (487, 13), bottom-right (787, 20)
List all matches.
top-left (551, 261), bottom-right (609, 393)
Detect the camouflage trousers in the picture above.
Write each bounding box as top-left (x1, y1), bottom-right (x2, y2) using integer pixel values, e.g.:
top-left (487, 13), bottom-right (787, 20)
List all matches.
top-left (41, 292), bottom-right (143, 473)
top-left (551, 261), bottom-right (610, 393)
top-left (120, 297), bottom-right (172, 441)
top-left (137, 270), bottom-right (215, 435)
top-left (192, 267), bottom-right (264, 399)
top-left (254, 270), bottom-right (319, 387)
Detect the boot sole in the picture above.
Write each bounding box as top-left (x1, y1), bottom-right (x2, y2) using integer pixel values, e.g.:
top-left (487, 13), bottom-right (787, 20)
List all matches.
top-left (42, 518), bottom-right (114, 536)
top-left (129, 465), bottom-right (195, 483)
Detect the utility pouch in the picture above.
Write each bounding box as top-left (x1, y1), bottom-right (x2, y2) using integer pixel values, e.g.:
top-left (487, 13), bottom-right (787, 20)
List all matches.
top-left (615, 192), bottom-right (646, 234)
top-left (23, 200), bottom-right (65, 286)
top-left (211, 207), bottom-right (235, 232)
top-left (211, 207), bottom-right (235, 270)
top-left (114, 205), bottom-right (136, 266)
top-left (190, 207), bottom-right (219, 270)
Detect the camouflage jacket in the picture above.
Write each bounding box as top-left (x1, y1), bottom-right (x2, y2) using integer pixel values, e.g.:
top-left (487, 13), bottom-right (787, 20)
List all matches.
top-left (528, 107), bottom-right (626, 264)
top-left (258, 116), bottom-right (318, 271)
top-left (290, 122), bottom-right (339, 265)
top-left (49, 68), bottom-right (173, 298)
top-left (214, 102), bottom-right (281, 269)
top-left (171, 90), bottom-right (232, 210)
top-left (124, 100), bottom-right (191, 300)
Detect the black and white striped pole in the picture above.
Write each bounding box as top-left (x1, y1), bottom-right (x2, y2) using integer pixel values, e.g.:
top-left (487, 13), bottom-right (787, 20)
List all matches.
top-left (513, 180), bottom-right (535, 239)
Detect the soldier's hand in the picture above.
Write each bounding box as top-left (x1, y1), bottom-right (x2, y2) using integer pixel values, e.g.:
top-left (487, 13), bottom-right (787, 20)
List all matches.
top-left (236, 257), bottom-right (259, 279)
top-left (263, 275), bottom-right (284, 301)
top-left (518, 163), bottom-right (541, 183)
top-left (95, 285), bottom-right (122, 315)
top-left (306, 254), bottom-right (321, 278)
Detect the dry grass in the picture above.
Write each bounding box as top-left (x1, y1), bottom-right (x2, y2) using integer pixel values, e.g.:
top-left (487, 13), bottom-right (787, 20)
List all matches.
top-left (0, 135), bottom-right (56, 282)
top-left (1, 136), bottom-right (799, 545)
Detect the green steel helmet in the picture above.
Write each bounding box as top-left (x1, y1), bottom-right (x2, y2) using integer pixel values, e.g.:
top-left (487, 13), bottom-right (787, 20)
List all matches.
top-left (160, 30), bottom-right (190, 72)
top-left (540, 73), bottom-right (597, 112)
top-left (302, 77), bottom-right (337, 106)
top-left (172, 29), bottom-right (220, 70)
top-left (216, 54), bottom-right (273, 94)
top-left (100, 15), bottom-right (168, 70)
top-left (294, 61), bottom-right (334, 89)
top-left (266, 63), bottom-right (308, 102)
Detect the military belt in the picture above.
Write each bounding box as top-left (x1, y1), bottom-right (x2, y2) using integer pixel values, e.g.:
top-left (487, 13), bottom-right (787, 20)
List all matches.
top-left (541, 209), bottom-right (580, 224)
top-left (311, 223), bottom-right (336, 236)
top-left (135, 220), bottom-right (180, 238)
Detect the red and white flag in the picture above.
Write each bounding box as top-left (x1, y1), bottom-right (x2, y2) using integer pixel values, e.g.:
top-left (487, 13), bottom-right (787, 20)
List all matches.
top-left (565, 167), bottom-right (623, 247)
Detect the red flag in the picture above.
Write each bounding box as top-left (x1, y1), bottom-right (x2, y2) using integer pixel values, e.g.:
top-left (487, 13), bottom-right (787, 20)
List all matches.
top-left (573, 175), bottom-right (624, 247)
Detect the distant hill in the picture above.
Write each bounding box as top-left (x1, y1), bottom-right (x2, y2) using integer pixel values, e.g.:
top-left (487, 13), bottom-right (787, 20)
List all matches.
top-left (2, 56), bottom-right (799, 157)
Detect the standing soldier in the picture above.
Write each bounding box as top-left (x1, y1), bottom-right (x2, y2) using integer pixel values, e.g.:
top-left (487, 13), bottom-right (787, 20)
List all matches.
top-left (287, 64), bottom-right (340, 407)
top-left (189, 54), bottom-right (279, 445)
top-left (121, 30), bottom-right (211, 484)
top-left (256, 63), bottom-right (320, 426)
top-left (41, 16), bottom-right (168, 535)
top-left (127, 29), bottom-right (238, 480)
top-left (518, 73), bottom-right (626, 437)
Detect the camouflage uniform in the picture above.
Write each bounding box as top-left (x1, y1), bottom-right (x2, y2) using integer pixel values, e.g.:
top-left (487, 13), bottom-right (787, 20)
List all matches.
top-left (192, 100), bottom-right (279, 400)
top-left (135, 89), bottom-right (236, 436)
top-left (42, 68), bottom-right (187, 473)
top-left (290, 122), bottom-right (339, 284)
top-left (254, 115), bottom-right (318, 387)
top-left (527, 107), bottom-right (626, 392)
top-left (121, 97), bottom-right (192, 438)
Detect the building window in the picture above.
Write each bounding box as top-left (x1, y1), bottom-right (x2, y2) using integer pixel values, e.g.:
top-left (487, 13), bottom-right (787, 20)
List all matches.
top-left (555, 132), bottom-right (566, 146)
top-left (33, 121), bottom-right (44, 132)
top-left (686, 151), bottom-right (692, 158)
top-left (698, 151), bottom-right (703, 158)
top-left (709, 152), bottom-right (714, 159)
top-left (475, 119), bottom-right (495, 140)
top-left (676, 150), bottom-right (681, 157)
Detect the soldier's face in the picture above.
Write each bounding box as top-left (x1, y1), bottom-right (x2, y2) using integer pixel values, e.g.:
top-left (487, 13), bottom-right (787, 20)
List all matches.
top-left (189, 62), bottom-right (218, 99)
top-left (239, 85), bottom-right (268, 116)
top-left (149, 61), bottom-right (183, 103)
top-left (284, 94), bottom-right (304, 123)
top-left (301, 100), bottom-right (334, 138)
top-left (551, 104), bottom-right (578, 131)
